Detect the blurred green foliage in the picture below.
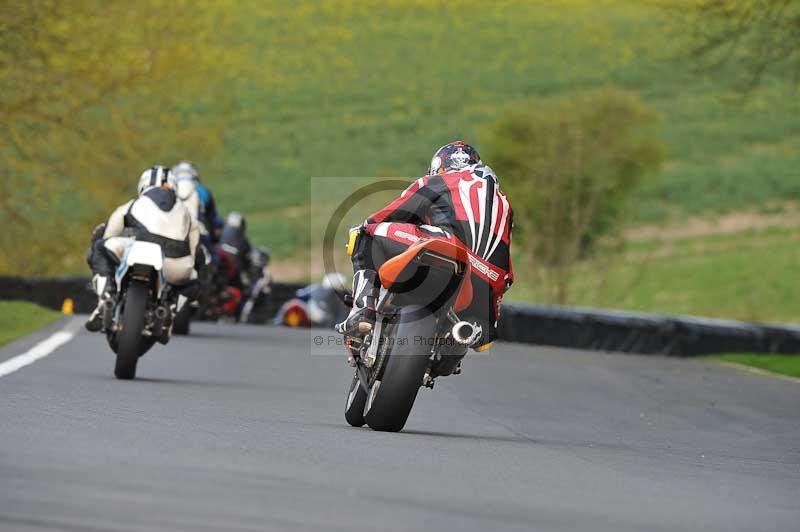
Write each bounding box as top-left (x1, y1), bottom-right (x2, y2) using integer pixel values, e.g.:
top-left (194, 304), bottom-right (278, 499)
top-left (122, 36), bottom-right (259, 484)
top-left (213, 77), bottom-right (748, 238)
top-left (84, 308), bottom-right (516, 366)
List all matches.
top-left (682, 0), bottom-right (800, 90)
top-left (0, 0), bottom-right (244, 274)
top-left (484, 87), bottom-right (663, 303)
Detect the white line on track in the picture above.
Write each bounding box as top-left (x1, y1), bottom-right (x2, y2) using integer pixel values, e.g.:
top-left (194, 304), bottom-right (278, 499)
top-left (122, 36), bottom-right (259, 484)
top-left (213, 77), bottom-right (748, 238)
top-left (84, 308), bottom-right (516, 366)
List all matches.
top-left (0, 319), bottom-right (78, 378)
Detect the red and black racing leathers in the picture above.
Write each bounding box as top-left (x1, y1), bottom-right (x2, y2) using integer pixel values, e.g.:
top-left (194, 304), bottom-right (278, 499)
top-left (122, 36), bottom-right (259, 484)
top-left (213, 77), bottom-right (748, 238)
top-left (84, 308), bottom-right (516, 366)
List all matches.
top-left (351, 164), bottom-right (513, 343)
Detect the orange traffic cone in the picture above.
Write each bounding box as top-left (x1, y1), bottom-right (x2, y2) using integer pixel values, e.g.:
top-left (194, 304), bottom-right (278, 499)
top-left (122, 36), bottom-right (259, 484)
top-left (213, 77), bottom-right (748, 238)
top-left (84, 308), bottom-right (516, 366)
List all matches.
top-left (61, 298), bottom-right (74, 315)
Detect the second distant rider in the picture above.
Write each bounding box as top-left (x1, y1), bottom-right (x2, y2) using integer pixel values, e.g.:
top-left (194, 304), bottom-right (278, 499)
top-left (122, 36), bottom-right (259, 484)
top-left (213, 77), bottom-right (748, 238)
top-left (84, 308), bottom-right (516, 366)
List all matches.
top-left (171, 160), bottom-right (223, 244)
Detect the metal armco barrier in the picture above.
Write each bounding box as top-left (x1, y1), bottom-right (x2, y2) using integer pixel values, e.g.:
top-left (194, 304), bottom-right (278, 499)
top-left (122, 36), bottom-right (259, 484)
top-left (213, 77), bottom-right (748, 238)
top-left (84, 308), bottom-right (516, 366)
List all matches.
top-left (2, 276), bottom-right (799, 356)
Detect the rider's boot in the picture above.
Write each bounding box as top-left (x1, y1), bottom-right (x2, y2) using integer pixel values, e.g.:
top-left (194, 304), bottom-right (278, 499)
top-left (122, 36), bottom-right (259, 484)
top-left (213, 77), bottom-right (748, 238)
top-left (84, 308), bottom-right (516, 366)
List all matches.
top-left (335, 269), bottom-right (379, 336)
top-left (85, 275), bottom-right (114, 332)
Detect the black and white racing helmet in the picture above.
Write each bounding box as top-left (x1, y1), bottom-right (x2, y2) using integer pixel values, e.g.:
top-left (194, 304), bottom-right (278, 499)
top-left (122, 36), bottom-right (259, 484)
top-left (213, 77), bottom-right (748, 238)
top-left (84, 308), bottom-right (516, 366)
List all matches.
top-left (137, 165), bottom-right (176, 196)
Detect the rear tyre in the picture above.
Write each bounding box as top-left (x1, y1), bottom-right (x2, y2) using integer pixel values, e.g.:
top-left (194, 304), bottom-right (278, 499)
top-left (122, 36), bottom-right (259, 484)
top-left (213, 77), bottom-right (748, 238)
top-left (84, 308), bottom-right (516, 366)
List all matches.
top-left (114, 280), bottom-right (148, 380)
top-left (105, 330), bottom-right (119, 354)
top-left (344, 372), bottom-right (367, 427)
top-left (172, 303), bottom-right (192, 335)
top-left (364, 306), bottom-right (435, 432)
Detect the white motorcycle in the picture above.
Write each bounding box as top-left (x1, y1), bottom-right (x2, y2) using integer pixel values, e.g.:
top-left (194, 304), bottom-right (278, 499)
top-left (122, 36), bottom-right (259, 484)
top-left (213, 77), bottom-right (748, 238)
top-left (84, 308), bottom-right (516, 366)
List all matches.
top-left (99, 240), bottom-right (183, 379)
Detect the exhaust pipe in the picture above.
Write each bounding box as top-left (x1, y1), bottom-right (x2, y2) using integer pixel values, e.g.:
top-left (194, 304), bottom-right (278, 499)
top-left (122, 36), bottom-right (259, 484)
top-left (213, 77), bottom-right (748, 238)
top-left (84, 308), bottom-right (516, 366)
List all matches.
top-left (154, 305), bottom-right (170, 321)
top-left (452, 321), bottom-right (481, 346)
top-left (154, 305), bottom-right (172, 330)
top-left (153, 305), bottom-right (172, 345)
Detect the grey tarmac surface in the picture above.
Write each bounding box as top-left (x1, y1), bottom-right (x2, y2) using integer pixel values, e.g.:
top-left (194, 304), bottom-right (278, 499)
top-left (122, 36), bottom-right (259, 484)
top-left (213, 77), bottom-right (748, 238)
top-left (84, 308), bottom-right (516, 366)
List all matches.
top-left (1, 318), bottom-right (798, 532)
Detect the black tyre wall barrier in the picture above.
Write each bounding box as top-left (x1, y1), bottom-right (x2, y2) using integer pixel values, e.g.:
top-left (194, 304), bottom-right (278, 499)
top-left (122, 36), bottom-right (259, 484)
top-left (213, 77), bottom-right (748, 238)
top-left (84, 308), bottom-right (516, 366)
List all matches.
top-left (497, 303), bottom-right (800, 356)
top-left (0, 276), bottom-right (97, 314)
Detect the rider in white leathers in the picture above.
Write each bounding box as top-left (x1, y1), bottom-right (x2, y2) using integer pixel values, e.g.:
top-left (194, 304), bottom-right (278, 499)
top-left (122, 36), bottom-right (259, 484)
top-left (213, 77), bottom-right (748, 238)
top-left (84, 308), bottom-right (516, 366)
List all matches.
top-left (85, 166), bottom-right (201, 331)
top-left (172, 162), bottom-right (206, 237)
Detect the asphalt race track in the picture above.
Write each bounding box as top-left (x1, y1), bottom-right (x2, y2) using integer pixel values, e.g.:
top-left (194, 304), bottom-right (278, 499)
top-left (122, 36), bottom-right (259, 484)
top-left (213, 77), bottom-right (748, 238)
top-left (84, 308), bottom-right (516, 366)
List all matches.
top-left (1, 318), bottom-right (798, 532)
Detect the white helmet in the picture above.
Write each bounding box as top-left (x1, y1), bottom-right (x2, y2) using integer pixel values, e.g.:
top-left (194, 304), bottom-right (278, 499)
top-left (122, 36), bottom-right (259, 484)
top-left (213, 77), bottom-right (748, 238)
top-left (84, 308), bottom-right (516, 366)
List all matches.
top-left (226, 211), bottom-right (245, 230)
top-left (171, 160), bottom-right (199, 180)
top-left (137, 166), bottom-right (176, 196)
top-left (172, 162), bottom-right (198, 200)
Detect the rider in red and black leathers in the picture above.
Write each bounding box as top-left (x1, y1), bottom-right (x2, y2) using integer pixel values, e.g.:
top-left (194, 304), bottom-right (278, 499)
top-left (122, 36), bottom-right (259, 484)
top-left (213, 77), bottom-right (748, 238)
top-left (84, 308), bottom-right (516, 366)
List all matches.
top-left (337, 141), bottom-right (513, 347)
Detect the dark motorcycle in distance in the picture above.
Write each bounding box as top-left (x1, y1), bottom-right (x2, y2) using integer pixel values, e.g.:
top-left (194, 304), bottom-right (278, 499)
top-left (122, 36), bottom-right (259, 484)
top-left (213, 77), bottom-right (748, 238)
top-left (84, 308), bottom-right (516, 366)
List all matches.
top-left (344, 238), bottom-right (486, 432)
top-left (174, 246), bottom-right (272, 332)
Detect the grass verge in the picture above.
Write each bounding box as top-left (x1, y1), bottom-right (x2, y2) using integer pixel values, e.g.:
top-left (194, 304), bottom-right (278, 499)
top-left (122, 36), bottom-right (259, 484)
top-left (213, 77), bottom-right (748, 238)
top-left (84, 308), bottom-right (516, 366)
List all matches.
top-left (508, 226), bottom-right (800, 324)
top-left (707, 354), bottom-right (800, 379)
top-left (0, 301), bottom-right (62, 349)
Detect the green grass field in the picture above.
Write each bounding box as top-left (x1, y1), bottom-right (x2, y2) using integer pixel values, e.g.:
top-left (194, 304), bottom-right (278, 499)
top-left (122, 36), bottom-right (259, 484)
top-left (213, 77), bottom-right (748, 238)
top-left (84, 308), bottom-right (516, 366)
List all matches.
top-left (708, 354), bottom-right (800, 379)
top-left (192, 1), bottom-right (800, 259)
top-left (0, 301), bottom-right (61, 348)
top-left (508, 226), bottom-right (800, 323)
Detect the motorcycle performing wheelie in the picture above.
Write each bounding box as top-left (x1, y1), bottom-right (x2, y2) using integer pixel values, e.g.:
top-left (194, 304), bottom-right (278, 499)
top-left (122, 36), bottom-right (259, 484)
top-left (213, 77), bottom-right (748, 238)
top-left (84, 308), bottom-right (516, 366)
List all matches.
top-left (85, 165), bottom-right (202, 379)
top-left (338, 141), bottom-right (514, 432)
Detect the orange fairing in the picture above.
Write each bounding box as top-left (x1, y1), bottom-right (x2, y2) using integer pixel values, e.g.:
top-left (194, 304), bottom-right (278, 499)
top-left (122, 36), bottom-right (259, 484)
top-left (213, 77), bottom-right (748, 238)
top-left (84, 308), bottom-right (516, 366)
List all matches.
top-left (378, 248), bottom-right (415, 290)
top-left (378, 238), bottom-right (473, 309)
